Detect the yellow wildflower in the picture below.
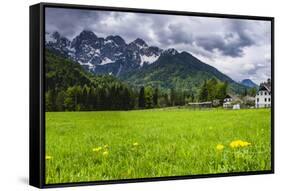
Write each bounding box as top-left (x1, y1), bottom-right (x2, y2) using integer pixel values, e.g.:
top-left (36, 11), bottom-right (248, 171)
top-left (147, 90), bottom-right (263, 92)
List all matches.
top-left (104, 144), bottom-right (109, 149)
top-left (93, 146), bottom-right (102, 152)
top-left (216, 144), bottom-right (224, 151)
top-left (46, 155), bottom-right (52, 160)
top-left (133, 142), bottom-right (139, 146)
top-left (240, 141), bottom-right (251, 147)
top-left (230, 140), bottom-right (251, 148)
top-left (103, 151), bottom-right (109, 156)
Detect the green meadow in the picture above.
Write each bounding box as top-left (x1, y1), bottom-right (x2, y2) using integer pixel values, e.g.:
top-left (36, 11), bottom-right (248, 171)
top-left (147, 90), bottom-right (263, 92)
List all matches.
top-left (45, 108), bottom-right (271, 184)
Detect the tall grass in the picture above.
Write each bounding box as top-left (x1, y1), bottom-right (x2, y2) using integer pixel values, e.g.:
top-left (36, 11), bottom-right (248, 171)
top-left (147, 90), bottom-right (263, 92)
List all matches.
top-left (46, 108), bottom-right (271, 184)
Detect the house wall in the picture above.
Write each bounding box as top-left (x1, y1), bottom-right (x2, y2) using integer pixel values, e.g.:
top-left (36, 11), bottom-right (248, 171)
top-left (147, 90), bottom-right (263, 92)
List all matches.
top-left (224, 98), bottom-right (232, 102)
top-left (255, 90), bottom-right (271, 108)
top-left (223, 102), bottom-right (231, 108)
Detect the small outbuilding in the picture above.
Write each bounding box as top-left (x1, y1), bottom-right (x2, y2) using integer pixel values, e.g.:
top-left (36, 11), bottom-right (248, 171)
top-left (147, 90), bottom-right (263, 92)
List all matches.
top-left (233, 104), bottom-right (240, 110)
top-left (188, 101), bottom-right (212, 109)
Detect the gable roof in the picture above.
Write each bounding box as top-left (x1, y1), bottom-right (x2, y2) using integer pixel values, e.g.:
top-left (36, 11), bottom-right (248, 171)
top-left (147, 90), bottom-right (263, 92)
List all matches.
top-left (259, 84), bottom-right (271, 93)
top-left (225, 94), bottom-right (232, 99)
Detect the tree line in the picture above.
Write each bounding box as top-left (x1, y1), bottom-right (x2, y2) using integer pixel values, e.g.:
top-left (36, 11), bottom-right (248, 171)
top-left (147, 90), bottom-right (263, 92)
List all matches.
top-left (197, 78), bottom-right (257, 104)
top-left (45, 83), bottom-right (198, 112)
top-left (198, 78), bottom-right (228, 103)
top-left (46, 77), bottom-right (258, 112)
top-left (46, 83), bottom-right (135, 111)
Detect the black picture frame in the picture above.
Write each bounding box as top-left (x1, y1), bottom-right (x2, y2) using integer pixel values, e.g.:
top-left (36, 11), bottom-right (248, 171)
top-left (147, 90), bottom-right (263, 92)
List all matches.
top-left (30, 2), bottom-right (275, 189)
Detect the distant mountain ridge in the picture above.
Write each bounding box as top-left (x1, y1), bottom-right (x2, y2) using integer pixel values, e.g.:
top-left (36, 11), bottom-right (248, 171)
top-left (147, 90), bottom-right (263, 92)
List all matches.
top-left (46, 30), bottom-right (248, 93)
top-left (240, 79), bottom-right (258, 88)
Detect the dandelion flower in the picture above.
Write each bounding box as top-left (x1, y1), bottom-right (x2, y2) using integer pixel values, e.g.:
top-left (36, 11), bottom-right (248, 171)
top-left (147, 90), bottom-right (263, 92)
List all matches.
top-left (46, 155), bottom-right (52, 160)
top-left (103, 151), bottom-right (109, 156)
top-left (241, 141), bottom-right (251, 147)
top-left (133, 142), bottom-right (139, 146)
top-left (230, 140), bottom-right (251, 148)
top-left (216, 144), bottom-right (224, 151)
top-left (93, 146), bottom-right (102, 152)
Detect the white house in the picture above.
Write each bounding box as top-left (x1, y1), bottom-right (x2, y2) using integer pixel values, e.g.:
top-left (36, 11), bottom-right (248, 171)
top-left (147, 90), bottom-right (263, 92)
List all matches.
top-left (255, 79), bottom-right (271, 108)
top-left (223, 94), bottom-right (233, 108)
top-left (223, 94), bottom-right (242, 109)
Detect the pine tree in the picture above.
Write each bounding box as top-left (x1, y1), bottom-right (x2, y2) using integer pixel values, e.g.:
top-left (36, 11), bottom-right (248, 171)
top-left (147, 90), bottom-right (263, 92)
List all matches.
top-left (249, 87), bottom-right (257, 97)
top-left (163, 93), bottom-right (170, 107)
top-left (56, 90), bottom-right (66, 111)
top-left (216, 82), bottom-right (228, 101)
top-left (153, 88), bottom-right (159, 107)
top-left (122, 87), bottom-right (131, 110)
top-left (81, 85), bottom-right (90, 111)
top-left (199, 80), bottom-right (208, 102)
top-left (170, 88), bottom-right (176, 106)
top-left (145, 86), bottom-right (153, 108)
top-left (45, 90), bottom-right (56, 111)
top-left (138, 86), bottom-right (145, 108)
top-left (64, 87), bottom-right (75, 111)
top-left (206, 78), bottom-right (218, 101)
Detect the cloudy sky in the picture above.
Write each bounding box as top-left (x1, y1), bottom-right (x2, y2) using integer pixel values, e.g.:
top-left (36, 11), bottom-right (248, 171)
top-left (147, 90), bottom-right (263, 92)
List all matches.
top-left (46, 7), bottom-right (271, 84)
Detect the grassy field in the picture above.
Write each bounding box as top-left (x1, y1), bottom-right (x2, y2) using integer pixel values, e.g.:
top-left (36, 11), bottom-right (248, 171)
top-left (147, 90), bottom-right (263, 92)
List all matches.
top-left (45, 108), bottom-right (271, 184)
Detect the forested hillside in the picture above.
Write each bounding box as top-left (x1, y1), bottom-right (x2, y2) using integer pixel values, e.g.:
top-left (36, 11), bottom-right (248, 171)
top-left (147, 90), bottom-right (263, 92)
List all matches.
top-left (45, 50), bottom-right (249, 112)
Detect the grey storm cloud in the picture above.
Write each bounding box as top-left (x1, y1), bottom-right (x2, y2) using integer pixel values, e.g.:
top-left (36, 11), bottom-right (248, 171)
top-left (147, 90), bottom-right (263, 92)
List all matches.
top-left (45, 8), bottom-right (102, 38)
top-left (45, 7), bottom-right (271, 84)
top-left (195, 20), bottom-right (256, 57)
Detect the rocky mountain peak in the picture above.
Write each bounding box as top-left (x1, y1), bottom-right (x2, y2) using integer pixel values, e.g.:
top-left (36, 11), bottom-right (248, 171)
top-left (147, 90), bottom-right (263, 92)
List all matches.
top-left (105, 35), bottom-right (126, 47)
top-left (131, 38), bottom-right (148, 48)
top-left (78, 30), bottom-right (98, 39)
top-left (46, 31), bottom-right (179, 75)
top-left (162, 48), bottom-right (178, 56)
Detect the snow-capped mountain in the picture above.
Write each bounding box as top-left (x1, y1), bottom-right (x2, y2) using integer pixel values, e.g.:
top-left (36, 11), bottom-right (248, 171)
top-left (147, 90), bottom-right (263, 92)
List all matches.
top-left (45, 30), bottom-right (163, 76)
top-left (46, 31), bottom-right (72, 56)
top-left (46, 31), bottom-right (248, 94)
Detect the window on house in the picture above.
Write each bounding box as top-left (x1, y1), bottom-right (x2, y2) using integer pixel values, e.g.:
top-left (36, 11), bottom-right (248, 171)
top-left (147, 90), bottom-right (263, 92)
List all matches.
top-left (265, 98), bottom-right (267, 102)
top-left (269, 98), bottom-right (271, 102)
top-left (261, 92), bottom-right (263, 95)
top-left (257, 98), bottom-right (259, 102)
top-left (265, 92), bottom-right (267, 95)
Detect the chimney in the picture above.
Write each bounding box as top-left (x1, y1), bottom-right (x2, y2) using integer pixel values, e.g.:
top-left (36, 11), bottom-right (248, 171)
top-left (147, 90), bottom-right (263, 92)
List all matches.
top-left (267, 78), bottom-right (271, 85)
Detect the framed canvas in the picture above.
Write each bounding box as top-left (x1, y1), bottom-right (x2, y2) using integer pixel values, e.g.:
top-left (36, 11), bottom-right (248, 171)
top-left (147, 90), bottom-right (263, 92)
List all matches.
top-left (29, 2), bottom-right (274, 188)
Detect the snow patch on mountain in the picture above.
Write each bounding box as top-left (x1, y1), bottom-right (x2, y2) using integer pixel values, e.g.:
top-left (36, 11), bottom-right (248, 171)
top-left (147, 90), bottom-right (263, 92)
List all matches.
top-left (104, 39), bottom-right (118, 47)
top-left (136, 43), bottom-right (146, 49)
top-left (95, 49), bottom-right (101, 55)
top-left (45, 32), bottom-right (57, 43)
top-left (67, 46), bottom-right (76, 52)
top-left (116, 64), bottom-right (123, 76)
top-left (140, 54), bottom-right (160, 66)
top-left (114, 52), bottom-right (122, 56)
top-left (100, 57), bottom-right (113, 65)
top-left (79, 61), bottom-right (95, 71)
